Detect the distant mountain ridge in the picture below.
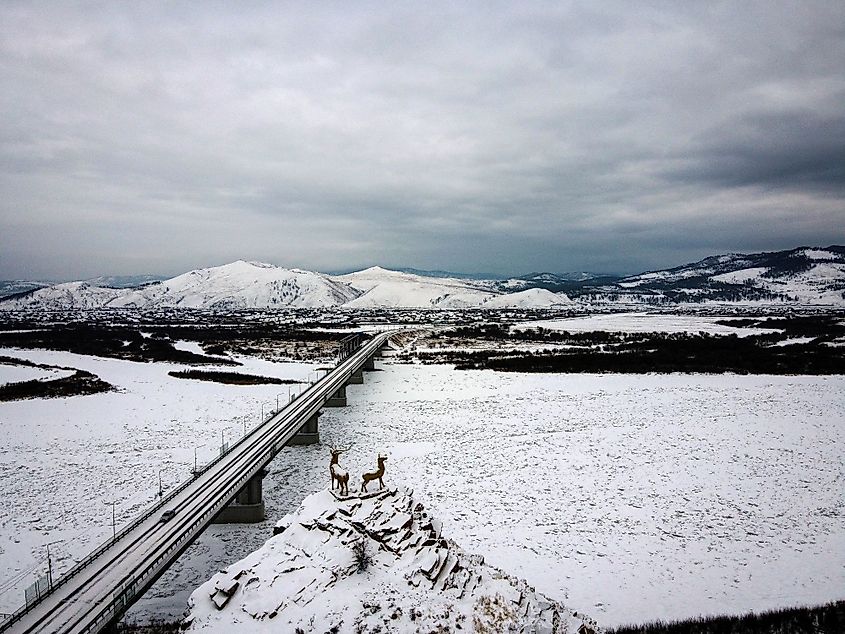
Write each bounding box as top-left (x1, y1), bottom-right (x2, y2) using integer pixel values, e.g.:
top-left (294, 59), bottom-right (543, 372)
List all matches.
top-left (1, 246), bottom-right (842, 309)
top-left (0, 280), bottom-right (50, 300)
top-left (0, 261), bottom-right (573, 310)
top-left (600, 246), bottom-right (845, 305)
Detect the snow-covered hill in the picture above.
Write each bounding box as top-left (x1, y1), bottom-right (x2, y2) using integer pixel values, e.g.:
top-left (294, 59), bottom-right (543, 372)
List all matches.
top-left (110, 261), bottom-right (360, 309)
top-left (1, 261), bottom-right (361, 310)
top-left (335, 266), bottom-right (498, 308)
top-left (479, 287), bottom-right (572, 308)
top-left (0, 262), bottom-right (570, 311)
top-left (0, 280), bottom-right (50, 300)
top-left (184, 487), bottom-right (597, 633)
top-left (2, 281), bottom-right (124, 310)
top-left (602, 246), bottom-right (845, 305)
top-left (2, 246), bottom-right (841, 310)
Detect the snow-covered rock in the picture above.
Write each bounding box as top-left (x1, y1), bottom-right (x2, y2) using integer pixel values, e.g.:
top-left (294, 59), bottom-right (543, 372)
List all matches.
top-left (184, 487), bottom-right (598, 633)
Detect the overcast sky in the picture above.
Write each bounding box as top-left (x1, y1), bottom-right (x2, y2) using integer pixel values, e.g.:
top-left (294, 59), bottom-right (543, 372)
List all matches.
top-left (1, 2), bottom-right (843, 279)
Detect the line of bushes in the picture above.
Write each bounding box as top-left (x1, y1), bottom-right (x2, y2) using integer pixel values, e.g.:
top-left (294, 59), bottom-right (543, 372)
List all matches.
top-left (414, 333), bottom-right (844, 374)
top-left (609, 600), bottom-right (844, 634)
top-left (168, 370), bottom-right (300, 385)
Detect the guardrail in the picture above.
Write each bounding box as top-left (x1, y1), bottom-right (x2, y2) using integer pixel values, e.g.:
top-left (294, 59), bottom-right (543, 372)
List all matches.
top-left (0, 332), bottom-right (388, 633)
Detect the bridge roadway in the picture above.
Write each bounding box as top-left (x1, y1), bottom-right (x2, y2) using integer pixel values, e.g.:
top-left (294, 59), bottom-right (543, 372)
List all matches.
top-left (2, 332), bottom-right (391, 634)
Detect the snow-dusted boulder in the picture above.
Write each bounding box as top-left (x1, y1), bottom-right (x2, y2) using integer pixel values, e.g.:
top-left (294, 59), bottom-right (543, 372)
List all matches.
top-left (184, 487), bottom-right (598, 633)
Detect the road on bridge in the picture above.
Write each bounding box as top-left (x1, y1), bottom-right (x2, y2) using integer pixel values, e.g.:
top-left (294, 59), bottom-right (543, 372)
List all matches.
top-left (2, 331), bottom-right (391, 634)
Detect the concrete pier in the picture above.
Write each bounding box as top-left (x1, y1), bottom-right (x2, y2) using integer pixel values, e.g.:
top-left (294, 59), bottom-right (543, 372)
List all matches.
top-left (347, 368), bottom-right (364, 384)
top-left (325, 385), bottom-right (347, 407)
top-left (363, 355), bottom-right (375, 371)
top-left (287, 412), bottom-right (320, 445)
top-left (214, 470), bottom-right (267, 523)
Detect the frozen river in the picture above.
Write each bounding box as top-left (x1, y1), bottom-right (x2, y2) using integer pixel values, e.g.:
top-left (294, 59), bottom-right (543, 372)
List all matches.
top-left (0, 349), bottom-right (842, 627)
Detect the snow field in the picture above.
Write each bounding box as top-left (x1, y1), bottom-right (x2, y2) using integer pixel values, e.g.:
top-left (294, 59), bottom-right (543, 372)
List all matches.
top-left (513, 312), bottom-right (775, 336)
top-left (0, 349), bottom-right (842, 628)
top-left (0, 364), bottom-right (73, 385)
top-left (316, 364), bottom-right (845, 626)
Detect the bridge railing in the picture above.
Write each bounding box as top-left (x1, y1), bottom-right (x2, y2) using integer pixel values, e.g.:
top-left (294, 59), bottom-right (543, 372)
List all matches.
top-left (79, 445), bottom-right (279, 634)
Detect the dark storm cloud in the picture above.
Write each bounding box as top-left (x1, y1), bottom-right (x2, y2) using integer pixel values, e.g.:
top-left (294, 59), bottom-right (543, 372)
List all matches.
top-left (667, 109), bottom-right (845, 190)
top-left (0, 1), bottom-right (843, 279)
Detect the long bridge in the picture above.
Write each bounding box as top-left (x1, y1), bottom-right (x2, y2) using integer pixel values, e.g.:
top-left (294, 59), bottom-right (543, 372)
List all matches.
top-left (1, 331), bottom-right (392, 634)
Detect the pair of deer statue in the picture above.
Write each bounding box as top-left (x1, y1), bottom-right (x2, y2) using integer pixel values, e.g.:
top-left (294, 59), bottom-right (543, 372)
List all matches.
top-left (329, 447), bottom-right (386, 496)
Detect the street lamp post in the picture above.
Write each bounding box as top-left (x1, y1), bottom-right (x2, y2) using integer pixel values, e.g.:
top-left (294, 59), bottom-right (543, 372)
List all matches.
top-left (45, 543), bottom-right (54, 590)
top-left (158, 469), bottom-right (163, 498)
top-left (104, 501), bottom-right (116, 540)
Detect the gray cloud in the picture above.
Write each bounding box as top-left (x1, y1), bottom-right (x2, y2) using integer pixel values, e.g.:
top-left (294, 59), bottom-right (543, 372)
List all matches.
top-left (1, 1), bottom-right (844, 280)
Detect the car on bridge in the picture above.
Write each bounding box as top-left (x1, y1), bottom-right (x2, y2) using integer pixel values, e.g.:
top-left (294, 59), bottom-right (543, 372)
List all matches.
top-left (159, 509), bottom-right (177, 523)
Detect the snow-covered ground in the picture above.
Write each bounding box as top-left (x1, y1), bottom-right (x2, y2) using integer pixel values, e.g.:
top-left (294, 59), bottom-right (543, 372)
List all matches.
top-left (0, 346), bottom-right (319, 616)
top-left (317, 365), bottom-right (845, 626)
top-left (0, 363), bottom-right (73, 385)
top-left (0, 350), bottom-right (842, 627)
top-left (514, 312), bottom-right (775, 336)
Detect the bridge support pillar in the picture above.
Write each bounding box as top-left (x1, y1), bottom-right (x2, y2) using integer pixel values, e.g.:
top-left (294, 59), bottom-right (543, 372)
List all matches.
top-left (326, 385), bottom-right (347, 407)
top-left (347, 368), bottom-right (364, 384)
top-left (214, 469), bottom-right (266, 523)
top-left (287, 412), bottom-right (320, 445)
top-left (363, 355), bottom-right (375, 371)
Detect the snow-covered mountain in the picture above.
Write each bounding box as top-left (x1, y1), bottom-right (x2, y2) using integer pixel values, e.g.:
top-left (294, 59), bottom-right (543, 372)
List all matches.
top-left (2, 246), bottom-right (841, 310)
top-left (0, 280), bottom-right (50, 300)
top-left (478, 287), bottom-right (573, 308)
top-left (0, 262), bottom-right (571, 311)
top-left (1, 261), bottom-right (361, 310)
top-left (109, 261), bottom-right (360, 309)
top-left (605, 246), bottom-right (845, 305)
top-left (184, 487), bottom-right (597, 633)
top-left (2, 281), bottom-right (125, 310)
top-left (334, 266), bottom-right (499, 308)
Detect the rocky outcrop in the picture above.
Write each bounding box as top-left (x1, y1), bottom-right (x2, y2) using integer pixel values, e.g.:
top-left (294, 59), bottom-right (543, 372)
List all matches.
top-left (184, 487), bottom-right (599, 633)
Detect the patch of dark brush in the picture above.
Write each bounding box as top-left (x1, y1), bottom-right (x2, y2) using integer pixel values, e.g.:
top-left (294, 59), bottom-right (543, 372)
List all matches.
top-left (413, 330), bottom-right (844, 374)
top-left (0, 370), bottom-right (114, 401)
top-left (168, 370), bottom-right (300, 385)
top-left (608, 600), bottom-right (844, 634)
top-left (0, 319), bottom-right (375, 363)
top-left (0, 325), bottom-right (238, 365)
top-left (112, 619), bottom-right (181, 633)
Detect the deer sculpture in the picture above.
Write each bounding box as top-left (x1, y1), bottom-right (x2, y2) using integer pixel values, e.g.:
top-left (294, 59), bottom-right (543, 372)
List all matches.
top-left (361, 454), bottom-right (387, 492)
top-left (329, 448), bottom-right (350, 496)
